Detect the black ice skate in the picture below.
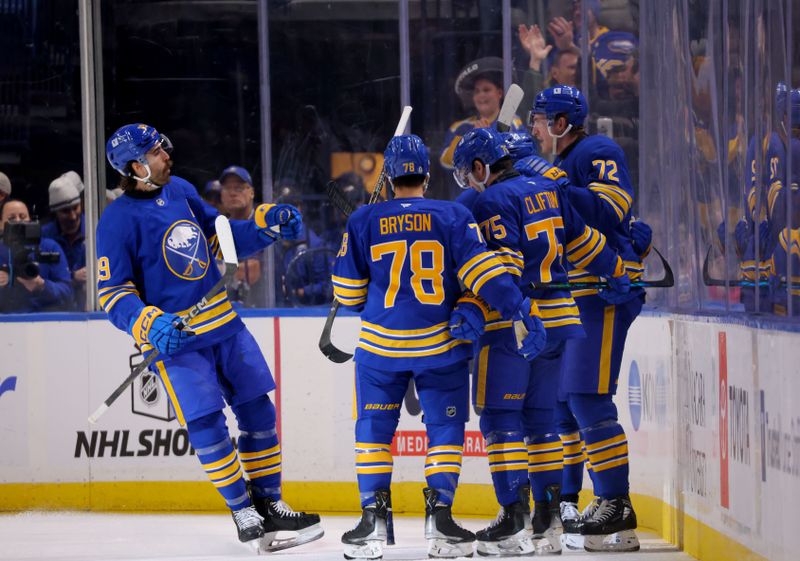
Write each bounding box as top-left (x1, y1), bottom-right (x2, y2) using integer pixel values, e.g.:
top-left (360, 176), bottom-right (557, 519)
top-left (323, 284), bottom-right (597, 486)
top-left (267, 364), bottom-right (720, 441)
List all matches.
top-left (580, 495), bottom-right (640, 552)
top-left (252, 496), bottom-right (324, 553)
top-left (231, 505), bottom-right (265, 550)
top-left (342, 489), bottom-right (391, 560)
top-left (559, 496), bottom-right (592, 551)
top-left (423, 487), bottom-right (475, 558)
top-left (531, 484), bottom-right (562, 555)
top-left (475, 485), bottom-right (535, 557)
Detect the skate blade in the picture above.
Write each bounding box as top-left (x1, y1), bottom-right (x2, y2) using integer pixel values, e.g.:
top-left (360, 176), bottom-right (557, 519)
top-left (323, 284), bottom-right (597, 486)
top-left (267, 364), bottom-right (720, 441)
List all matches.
top-left (535, 526), bottom-right (563, 555)
top-left (476, 530), bottom-right (535, 557)
top-left (560, 532), bottom-right (584, 552)
top-left (259, 524), bottom-right (324, 553)
top-left (583, 529), bottom-right (640, 552)
top-left (427, 537), bottom-right (475, 558)
top-left (343, 539), bottom-right (384, 560)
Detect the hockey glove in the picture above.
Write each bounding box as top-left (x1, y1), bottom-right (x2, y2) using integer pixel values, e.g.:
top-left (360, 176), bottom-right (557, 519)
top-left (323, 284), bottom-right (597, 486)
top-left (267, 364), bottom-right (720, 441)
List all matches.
top-left (733, 219), bottom-right (750, 258)
top-left (255, 203), bottom-right (304, 241)
top-left (630, 219), bottom-right (652, 259)
top-left (129, 306), bottom-right (194, 356)
top-left (513, 298), bottom-right (547, 360)
top-left (599, 257), bottom-right (633, 305)
top-left (449, 293), bottom-right (490, 341)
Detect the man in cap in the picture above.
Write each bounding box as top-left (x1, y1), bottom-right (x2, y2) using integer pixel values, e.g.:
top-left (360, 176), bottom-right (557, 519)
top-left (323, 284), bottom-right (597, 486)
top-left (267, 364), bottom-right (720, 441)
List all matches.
top-left (219, 165), bottom-right (264, 307)
top-left (43, 171), bottom-right (87, 310)
top-left (440, 57), bottom-right (526, 175)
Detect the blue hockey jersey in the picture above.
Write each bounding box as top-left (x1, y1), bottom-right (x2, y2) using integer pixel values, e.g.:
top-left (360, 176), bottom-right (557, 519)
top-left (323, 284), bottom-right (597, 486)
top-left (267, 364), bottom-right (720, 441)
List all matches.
top-left (96, 176), bottom-right (272, 353)
top-left (471, 172), bottom-right (623, 340)
top-left (332, 197), bottom-right (526, 371)
top-left (555, 134), bottom-right (644, 296)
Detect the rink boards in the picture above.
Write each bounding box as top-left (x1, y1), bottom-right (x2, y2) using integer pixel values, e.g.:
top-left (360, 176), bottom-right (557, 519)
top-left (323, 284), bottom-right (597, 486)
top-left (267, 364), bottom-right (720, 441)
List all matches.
top-left (0, 309), bottom-right (798, 561)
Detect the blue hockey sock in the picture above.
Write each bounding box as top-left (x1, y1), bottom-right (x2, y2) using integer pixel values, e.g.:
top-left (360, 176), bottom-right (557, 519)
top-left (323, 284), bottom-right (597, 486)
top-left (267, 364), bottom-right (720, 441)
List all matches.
top-left (424, 423), bottom-right (465, 506)
top-left (233, 395), bottom-right (281, 500)
top-left (480, 409), bottom-right (528, 506)
top-left (187, 410), bottom-right (250, 510)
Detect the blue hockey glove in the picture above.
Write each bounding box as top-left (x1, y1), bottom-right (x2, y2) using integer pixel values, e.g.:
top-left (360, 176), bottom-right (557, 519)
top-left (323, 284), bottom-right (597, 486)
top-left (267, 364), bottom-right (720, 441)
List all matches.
top-left (757, 220), bottom-right (775, 257)
top-left (129, 306), bottom-right (194, 356)
top-left (513, 298), bottom-right (547, 360)
top-left (449, 295), bottom-right (489, 341)
top-left (630, 219), bottom-right (652, 259)
top-left (599, 257), bottom-right (633, 305)
top-left (716, 220), bottom-right (727, 253)
top-left (255, 203), bottom-right (304, 241)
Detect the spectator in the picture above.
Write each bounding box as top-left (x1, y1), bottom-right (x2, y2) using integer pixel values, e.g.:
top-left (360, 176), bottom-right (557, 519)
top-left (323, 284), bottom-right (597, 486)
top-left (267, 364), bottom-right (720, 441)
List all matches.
top-left (0, 172), bottom-right (11, 205)
top-left (546, 0), bottom-right (636, 98)
top-left (203, 179), bottom-right (222, 210)
top-left (43, 172), bottom-right (86, 310)
top-left (218, 165), bottom-right (265, 307)
top-left (606, 50), bottom-right (639, 100)
top-left (517, 24), bottom-right (580, 115)
top-left (440, 57), bottom-right (525, 173)
top-left (0, 199), bottom-right (72, 313)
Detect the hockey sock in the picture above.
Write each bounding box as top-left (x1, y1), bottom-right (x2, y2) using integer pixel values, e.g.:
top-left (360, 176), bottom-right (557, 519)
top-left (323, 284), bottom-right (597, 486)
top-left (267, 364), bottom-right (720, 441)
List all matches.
top-left (480, 408), bottom-right (528, 506)
top-left (423, 423), bottom-right (465, 506)
top-left (555, 398), bottom-right (584, 497)
top-left (233, 395), bottom-right (281, 500)
top-left (522, 407), bottom-right (562, 502)
top-left (187, 410), bottom-right (250, 510)
top-left (355, 415), bottom-right (398, 508)
top-left (570, 393), bottom-right (629, 498)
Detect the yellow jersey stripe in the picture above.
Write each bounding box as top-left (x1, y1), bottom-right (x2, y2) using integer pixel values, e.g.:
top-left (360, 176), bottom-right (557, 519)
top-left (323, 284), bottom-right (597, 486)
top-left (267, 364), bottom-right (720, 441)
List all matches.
top-left (362, 320), bottom-right (449, 338)
top-left (332, 275), bottom-right (369, 288)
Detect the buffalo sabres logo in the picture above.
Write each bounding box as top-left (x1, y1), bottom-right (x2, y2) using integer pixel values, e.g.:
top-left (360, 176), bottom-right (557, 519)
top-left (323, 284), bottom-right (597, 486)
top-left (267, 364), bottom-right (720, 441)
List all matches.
top-left (162, 220), bottom-right (210, 280)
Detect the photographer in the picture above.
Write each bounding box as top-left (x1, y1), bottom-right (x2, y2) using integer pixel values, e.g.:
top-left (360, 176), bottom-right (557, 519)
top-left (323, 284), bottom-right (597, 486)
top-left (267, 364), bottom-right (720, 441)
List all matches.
top-left (0, 199), bottom-right (72, 313)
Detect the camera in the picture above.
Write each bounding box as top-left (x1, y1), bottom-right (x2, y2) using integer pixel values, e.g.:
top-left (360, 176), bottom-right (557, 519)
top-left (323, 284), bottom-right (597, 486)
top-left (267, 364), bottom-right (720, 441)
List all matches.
top-left (2, 221), bottom-right (60, 280)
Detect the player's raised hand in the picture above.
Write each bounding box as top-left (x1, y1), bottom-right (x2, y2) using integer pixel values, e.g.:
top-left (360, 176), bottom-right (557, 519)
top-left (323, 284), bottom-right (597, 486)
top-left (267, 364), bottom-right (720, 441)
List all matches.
top-left (255, 203), bottom-right (304, 241)
top-left (629, 219), bottom-right (652, 258)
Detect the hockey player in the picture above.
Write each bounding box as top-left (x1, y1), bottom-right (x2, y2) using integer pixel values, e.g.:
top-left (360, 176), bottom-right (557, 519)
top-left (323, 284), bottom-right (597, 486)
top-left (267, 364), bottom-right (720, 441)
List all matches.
top-left (333, 134), bottom-right (546, 560)
top-left (451, 127), bottom-right (630, 556)
top-left (529, 85), bottom-right (644, 552)
top-left (98, 124), bottom-right (322, 552)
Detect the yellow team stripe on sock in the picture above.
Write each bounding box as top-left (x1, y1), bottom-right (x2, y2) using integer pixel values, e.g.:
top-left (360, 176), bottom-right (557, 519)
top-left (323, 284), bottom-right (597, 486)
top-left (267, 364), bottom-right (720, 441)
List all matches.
top-left (239, 445), bottom-right (280, 461)
top-left (589, 442), bottom-right (628, 464)
top-left (585, 433), bottom-right (627, 453)
top-left (591, 456), bottom-right (629, 473)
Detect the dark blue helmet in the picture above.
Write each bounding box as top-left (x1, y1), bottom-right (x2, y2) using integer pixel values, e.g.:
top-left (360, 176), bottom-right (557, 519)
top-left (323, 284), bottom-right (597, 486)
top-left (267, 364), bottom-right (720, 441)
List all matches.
top-left (501, 131), bottom-right (537, 161)
top-left (106, 123), bottom-right (172, 176)
top-left (452, 128), bottom-right (510, 190)
top-left (384, 134), bottom-right (430, 181)
top-left (532, 85), bottom-right (588, 128)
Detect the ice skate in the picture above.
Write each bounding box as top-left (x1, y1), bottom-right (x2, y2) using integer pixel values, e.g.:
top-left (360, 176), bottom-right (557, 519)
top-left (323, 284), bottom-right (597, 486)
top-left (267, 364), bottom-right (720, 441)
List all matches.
top-left (559, 499), bottom-right (584, 552)
top-left (231, 505), bottom-right (265, 551)
top-left (252, 496), bottom-right (323, 553)
top-left (342, 489), bottom-right (391, 560)
top-left (475, 485), bottom-right (535, 557)
top-left (532, 484), bottom-right (562, 555)
top-left (580, 495), bottom-right (640, 552)
top-left (423, 487), bottom-right (475, 558)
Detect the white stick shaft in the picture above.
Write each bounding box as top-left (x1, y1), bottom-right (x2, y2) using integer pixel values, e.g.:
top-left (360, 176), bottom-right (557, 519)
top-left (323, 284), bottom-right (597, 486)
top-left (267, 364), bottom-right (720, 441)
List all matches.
top-left (393, 106), bottom-right (413, 136)
top-left (88, 404), bottom-right (108, 425)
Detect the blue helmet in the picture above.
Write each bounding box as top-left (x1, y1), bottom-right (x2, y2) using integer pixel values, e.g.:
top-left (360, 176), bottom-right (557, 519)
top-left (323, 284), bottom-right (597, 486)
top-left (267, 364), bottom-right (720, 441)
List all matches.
top-left (531, 85), bottom-right (588, 128)
top-left (501, 131), bottom-right (537, 161)
top-left (452, 128), bottom-right (510, 190)
top-left (384, 134), bottom-right (430, 182)
top-left (106, 123), bottom-right (172, 176)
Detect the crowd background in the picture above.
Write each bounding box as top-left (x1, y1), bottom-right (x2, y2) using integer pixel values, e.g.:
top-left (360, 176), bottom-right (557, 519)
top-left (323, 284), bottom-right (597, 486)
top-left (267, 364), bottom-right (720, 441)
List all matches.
top-left (0, 0), bottom-right (798, 319)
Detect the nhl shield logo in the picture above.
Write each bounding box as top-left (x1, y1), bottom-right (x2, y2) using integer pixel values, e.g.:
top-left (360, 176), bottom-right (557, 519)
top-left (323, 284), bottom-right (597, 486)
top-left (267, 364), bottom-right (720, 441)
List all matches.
top-left (139, 373), bottom-right (160, 406)
top-left (162, 220), bottom-right (210, 280)
top-left (446, 406), bottom-right (457, 417)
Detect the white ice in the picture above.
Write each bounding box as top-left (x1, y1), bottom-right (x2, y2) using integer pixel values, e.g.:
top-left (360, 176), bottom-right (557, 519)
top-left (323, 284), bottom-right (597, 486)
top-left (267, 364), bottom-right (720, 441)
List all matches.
top-left (0, 511), bottom-right (697, 561)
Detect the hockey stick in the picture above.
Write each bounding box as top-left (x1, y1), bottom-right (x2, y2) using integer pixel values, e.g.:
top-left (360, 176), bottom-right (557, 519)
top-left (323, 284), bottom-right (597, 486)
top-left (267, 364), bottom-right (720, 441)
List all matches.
top-left (88, 215), bottom-right (239, 423)
top-left (530, 247), bottom-right (674, 291)
top-left (319, 106), bottom-right (413, 364)
top-left (496, 83), bottom-right (524, 133)
top-left (701, 245), bottom-right (772, 287)
top-left (325, 180), bottom-right (357, 218)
